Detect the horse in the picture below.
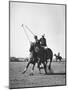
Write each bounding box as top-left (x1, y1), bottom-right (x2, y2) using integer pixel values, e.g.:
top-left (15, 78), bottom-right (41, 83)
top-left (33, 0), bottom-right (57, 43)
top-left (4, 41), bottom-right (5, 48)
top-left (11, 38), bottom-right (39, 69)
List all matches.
top-left (23, 42), bottom-right (53, 74)
top-left (54, 54), bottom-right (62, 62)
top-left (36, 47), bottom-right (53, 74)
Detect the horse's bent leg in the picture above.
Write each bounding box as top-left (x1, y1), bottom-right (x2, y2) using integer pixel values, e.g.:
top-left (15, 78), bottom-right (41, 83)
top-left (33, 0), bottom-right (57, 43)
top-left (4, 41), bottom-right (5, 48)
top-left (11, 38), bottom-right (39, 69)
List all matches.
top-left (32, 64), bottom-right (35, 70)
top-left (48, 62), bottom-right (51, 70)
top-left (30, 63), bottom-right (35, 75)
top-left (43, 62), bottom-right (47, 74)
top-left (48, 58), bottom-right (52, 71)
top-left (22, 61), bottom-right (30, 74)
top-left (37, 61), bottom-right (41, 74)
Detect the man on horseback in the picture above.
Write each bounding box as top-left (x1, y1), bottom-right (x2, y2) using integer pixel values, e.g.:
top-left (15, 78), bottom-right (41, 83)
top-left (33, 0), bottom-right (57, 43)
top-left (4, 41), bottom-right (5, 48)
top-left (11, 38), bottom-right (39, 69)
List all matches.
top-left (33, 35), bottom-right (47, 73)
top-left (22, 25), bottom-right (53, 74)
top-left (54, 52), bottom-right (62, 62)
top-left (23, 39), bottom-right (38, 74)
top-left (39, 34), bottom-right (47, 50)
top-left (34, 35), bottom-right (40, 51)
top-left (30, 34), bottom-right (47, 60)
top-left (58, 52), bottom-right (60, 57)
top-left (29, 35), bottom-right (40, 65)
top-left (23, 35), bottom-right (53, 74)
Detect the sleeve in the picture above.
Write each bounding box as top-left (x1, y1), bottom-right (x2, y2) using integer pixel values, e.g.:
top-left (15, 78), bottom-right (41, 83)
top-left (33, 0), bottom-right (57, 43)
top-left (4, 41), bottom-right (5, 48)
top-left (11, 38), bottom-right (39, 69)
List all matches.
top-left (29, 43), bottom-right (34, 52)
top-left (29, 43), bottom-right (32, 52)
top-left (44, 38), bottom-right (47, 46)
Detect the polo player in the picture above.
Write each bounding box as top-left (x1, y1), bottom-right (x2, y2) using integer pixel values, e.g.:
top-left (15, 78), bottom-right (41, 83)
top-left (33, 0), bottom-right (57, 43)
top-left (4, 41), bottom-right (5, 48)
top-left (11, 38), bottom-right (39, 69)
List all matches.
top-left (39, 34), bottom-right (47, 49)
top-left (29, 35), bottom-right (40, 62)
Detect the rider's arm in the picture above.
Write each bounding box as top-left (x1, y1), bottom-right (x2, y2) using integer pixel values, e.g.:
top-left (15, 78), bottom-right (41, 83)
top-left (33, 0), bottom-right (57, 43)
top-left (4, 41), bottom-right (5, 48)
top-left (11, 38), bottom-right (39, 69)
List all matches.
top-left (44, 38), bottom-right (47, 46)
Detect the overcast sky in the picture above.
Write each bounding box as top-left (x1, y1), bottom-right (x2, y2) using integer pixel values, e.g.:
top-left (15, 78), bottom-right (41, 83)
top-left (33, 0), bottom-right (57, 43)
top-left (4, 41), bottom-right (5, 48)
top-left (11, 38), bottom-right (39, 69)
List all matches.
top-left (10, 2), bottom-right (65, 58)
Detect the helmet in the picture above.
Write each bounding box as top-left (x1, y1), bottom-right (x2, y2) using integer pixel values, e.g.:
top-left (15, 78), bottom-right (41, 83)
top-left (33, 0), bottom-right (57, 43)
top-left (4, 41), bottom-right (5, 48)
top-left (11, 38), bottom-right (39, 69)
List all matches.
top-left (42, 34), bottom-right (45, 37)
top-left (34, 35), bottom-right (37, 39)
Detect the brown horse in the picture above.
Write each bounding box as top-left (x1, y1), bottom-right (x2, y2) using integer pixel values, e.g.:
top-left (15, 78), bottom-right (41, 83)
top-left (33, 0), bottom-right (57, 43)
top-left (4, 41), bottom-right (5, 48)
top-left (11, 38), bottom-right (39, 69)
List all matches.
top-left (23, 43), bottom-right (53, 74)
top-left (37, 47), bottom-right (53, 74)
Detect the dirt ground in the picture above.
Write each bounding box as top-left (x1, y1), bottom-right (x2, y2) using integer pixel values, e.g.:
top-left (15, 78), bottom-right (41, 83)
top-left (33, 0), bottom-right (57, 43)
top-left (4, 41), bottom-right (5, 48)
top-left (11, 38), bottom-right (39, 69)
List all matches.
top-left (9, 61), bottom-right (66, 89)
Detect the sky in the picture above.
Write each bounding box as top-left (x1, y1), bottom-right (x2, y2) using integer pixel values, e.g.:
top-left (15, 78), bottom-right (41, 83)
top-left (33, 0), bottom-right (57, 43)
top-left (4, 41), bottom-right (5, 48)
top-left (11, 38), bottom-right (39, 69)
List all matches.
top-left (10, 2), bottom-right (65, 58)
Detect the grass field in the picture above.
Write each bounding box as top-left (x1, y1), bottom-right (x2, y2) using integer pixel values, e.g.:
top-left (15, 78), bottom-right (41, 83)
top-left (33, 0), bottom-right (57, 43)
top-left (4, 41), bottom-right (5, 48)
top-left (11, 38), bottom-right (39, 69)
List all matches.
top-left (9, 61), bottom-right (66, 89)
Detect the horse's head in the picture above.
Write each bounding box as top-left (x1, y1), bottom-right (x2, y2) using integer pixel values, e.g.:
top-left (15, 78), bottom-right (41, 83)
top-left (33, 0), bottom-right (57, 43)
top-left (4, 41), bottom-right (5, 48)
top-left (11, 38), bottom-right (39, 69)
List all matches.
top-left (34, 46), bottom-right (40, 53)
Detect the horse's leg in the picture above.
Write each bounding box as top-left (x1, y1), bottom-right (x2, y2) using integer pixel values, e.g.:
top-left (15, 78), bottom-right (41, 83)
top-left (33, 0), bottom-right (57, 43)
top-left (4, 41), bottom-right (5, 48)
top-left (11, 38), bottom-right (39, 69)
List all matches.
top-left (22, 61), bottom-right (31, 74)
top-left (59, 57), bottom-right (62, 62)
top-left (37, 61), bottom-right (41, 74)
top-left (30, 57), bottom-right (37, 75)
top-left (48, 58), bottom-right (52, 71)
top-left (45, 60), bottom-right (47, 73)
top-left (43, 61), bottom-right (47, 74)
top-left (59, 58), bottom-right (60, 62)
top-left (43, 54), bottom-right (47, 74)
top-left (30, 63), bottom-right (35, 75)
top-left (60, 57), bottom-right (62, 62)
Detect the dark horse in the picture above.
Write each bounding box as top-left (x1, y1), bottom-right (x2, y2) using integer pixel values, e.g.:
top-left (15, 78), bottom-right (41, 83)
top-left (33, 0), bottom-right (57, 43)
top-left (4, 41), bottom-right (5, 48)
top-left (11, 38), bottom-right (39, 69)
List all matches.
top-left (23, 43), bottom-right (53, 74)
top-left (54, 54), bottom-right (62, 62)
top-left (37, 47), bottom-right (53, 74)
